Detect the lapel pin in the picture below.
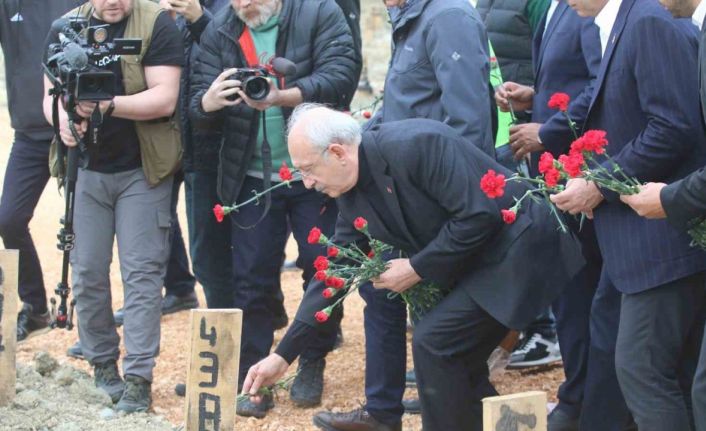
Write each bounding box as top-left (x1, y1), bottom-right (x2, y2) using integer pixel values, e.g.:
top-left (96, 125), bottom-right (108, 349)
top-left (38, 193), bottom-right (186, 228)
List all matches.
top-left (386, 186), bottom-right (393, 194)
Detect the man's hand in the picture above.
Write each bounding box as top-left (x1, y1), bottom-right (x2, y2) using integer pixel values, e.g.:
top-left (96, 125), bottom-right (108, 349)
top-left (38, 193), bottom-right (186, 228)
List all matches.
top-left (550, 178), bottom-right (604, 217)
top-left (494, 81), bottom-right (534, 112)
top-left (620, 183), bottom-right (667, 219)
top-left (168, 0), bottom-right (203, 23)
top-left (509, 123), bottom-right (544, 160)
top-left (201, 68), bottom-right (243, 112)
top-left (58, 114), bottom-right (87, 147)
top-left (371, 258), bottom-right (421, 294)
top-left (242, 354), bottom-right (289, 403)
top-left (236, 80), bottom-right (281, 112)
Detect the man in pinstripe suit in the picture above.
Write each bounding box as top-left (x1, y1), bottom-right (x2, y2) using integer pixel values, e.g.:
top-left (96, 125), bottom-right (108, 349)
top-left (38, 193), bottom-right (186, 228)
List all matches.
top-left (552, 0), bottom-right (706, 429)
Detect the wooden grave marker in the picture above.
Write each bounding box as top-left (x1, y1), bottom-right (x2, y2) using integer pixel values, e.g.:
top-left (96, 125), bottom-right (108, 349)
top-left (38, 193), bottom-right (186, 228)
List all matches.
top-left (185, 309), bottom-right (242, 431)
top-left (0, 250), bottom-right (19, 406)
top-left (482, 391), bottom-right (547, 431)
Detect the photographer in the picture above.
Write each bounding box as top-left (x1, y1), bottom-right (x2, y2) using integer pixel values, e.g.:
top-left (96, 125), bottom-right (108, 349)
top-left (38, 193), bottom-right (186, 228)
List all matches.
top-left (189, 0), bottom-right (360, 418)
top-left (42, 0), bottom-right (183, 413)
top-left (0, 0), bottom-right (82, 343)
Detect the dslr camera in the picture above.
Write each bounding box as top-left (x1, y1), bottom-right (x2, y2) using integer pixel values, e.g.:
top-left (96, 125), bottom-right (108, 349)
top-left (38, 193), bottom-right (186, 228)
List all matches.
top-left (226, 57), bottom-right (296, 101)
top-left (45, 16), bottom-right (142, 103)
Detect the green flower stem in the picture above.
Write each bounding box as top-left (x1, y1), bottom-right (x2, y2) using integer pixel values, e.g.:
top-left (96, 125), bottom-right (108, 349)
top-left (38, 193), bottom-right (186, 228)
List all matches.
top-left (237, 374), bottom-right (297, 403)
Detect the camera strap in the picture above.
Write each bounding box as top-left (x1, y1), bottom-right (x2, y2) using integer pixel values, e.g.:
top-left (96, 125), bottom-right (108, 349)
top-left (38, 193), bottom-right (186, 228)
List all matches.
top-left (231, 28), bottom-right (274, 229)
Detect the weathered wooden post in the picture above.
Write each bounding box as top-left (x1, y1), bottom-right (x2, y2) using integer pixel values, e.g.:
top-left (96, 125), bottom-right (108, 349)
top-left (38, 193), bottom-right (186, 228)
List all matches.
top-left (482, 391), bottom-right (547, 431)
top-left (0, 250), bottom-right (19, 406)
top-left (185, 309), bottom-right (243, 431)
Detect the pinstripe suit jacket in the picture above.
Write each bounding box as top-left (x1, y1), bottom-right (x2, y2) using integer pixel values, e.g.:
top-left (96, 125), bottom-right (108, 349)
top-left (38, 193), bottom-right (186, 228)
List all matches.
top-left (585, 0), bottom-right (706, 293)
top-left (661, 23), bottom-right (706, 231)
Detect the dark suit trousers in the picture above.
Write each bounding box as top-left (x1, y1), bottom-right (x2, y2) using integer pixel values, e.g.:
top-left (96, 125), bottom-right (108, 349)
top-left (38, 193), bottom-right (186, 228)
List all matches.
top-left (692, 289), bottom-right (706, 431)
top-left (412, 285), bottom-right (508, 431)
top-left (0, 132), bottom-right (51, 314)
top-left (163, 171), bottom-right (196, 297)
top-left (615, 272), bottom-right (705, 431)
top-left (553, 220), bottom-right (602, 419)
top-left (579, 270), bottom-right (633, 431)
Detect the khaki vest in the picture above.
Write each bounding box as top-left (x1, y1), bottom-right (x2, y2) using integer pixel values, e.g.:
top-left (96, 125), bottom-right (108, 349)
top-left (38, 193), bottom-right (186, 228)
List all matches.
top-left (50, 0), bottom-right (181, 186)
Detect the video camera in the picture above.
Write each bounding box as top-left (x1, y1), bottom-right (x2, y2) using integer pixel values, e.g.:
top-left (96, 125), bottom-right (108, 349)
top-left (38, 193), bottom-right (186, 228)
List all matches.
top-left (226, 57), bottom-right (297, 101)
top-left (44, 16), bottom-right (142, 104)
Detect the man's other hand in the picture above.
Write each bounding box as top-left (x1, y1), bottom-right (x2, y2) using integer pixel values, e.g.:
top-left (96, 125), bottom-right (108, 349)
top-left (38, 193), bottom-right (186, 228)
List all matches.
top-left (494, 81), bottom-right (534, 112)
top-left (371, 258), bottom-right (421, 294)
top-left (201, 68), bottom-right (243, 112)
top-left (620, 183), bottom-right (667, 219)
top-left (509, 123), bottom-right (544, 160)
top-left (550, 178), bottom-right (604, 217)
top-left (242, 354), bottom-right (289, 403)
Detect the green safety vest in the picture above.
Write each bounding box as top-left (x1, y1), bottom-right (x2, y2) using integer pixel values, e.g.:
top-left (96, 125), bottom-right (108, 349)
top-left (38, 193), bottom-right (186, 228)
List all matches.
top-left (489, 42), bottom-right (514, 149)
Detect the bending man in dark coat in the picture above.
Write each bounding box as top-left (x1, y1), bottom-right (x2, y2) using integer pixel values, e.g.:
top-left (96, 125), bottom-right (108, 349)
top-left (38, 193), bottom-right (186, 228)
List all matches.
top-left (241, 105), bottom-right (585, 431)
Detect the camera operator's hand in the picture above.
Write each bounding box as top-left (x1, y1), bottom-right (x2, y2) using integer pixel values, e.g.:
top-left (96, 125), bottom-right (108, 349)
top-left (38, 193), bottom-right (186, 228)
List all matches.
top-left (168, 0), bottom-right (203, 23)
top-left (59, 114), bottom-right (88, 148)
top-left (201, 68), bottom-right (243, 113)
top-left (237, 80), bottom-right (281, 112)
top-left (76, 100), bottom-right (112, 119)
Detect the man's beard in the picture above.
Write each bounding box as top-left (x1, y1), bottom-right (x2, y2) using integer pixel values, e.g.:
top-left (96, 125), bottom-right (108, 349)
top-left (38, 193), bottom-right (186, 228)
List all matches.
top-left (236, 0), bottom-right (281, 28)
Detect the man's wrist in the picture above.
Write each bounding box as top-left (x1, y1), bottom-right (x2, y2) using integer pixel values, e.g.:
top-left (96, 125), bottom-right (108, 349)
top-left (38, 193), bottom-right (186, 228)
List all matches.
top-left (105, 99), bottom-right (116, 117)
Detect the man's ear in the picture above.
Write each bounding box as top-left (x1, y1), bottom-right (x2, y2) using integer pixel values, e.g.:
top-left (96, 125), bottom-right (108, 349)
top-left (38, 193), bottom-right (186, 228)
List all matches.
top-left (328, 142), bottom-right (347, 161)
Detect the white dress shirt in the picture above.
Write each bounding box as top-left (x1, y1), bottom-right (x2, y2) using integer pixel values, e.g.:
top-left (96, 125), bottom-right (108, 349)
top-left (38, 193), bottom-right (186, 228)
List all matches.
top-left (693, 0), bottom-right (706, 30)
top-left (594, 0), bottom-right (623, 56)
top-left (544, 0), bottom-right (560, 35)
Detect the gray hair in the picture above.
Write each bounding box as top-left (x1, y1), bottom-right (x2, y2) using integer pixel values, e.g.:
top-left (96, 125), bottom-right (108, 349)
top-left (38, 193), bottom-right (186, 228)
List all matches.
top-left (288, 103), bottom-right (362, 152)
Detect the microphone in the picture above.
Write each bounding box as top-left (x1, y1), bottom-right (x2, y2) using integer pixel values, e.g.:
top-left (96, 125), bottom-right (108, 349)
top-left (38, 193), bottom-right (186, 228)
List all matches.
top-left (59, 34), bottom-right (89, 71)
top-left (271, 57), bottom-right (296, 76)
top-left (50, 17), bottom-right (70, 35)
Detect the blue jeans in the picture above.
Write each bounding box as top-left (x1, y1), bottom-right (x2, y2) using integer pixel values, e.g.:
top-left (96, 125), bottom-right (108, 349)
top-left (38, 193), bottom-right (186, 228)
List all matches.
top-left (184, 171), bottom-right (233, 308)
top-left (0, 132), bottom-right (51, 313)
top-left (164, 171), bottom-right (196, 297)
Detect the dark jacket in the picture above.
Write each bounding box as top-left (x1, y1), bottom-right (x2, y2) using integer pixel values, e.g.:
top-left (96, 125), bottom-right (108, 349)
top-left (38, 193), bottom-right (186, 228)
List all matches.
top-left (367, 0), bottom-right (494, 157)
top-left (532, 2), bottom-right (601, 165)
top-left (334, 0), bottom-right (361, 55)
top-left (189, 0), bottom-right (361, 203)
top-left (177, 0), bottom-right (228, 173)
top-left (585, 0), bottom-right (706, 293)
top-left (294, 119), bottom-right (585, 331)
top-left (1, 0), bottom-right (82, 140)
top-left (661, 24), bottom-right (706, 232)
top-left (476, 0), bottom-right (534, 86)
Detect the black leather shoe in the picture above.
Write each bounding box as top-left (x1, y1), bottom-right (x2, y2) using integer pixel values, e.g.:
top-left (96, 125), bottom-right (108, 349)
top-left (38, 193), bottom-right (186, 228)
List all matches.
top-left (313, 408), bottom-right (402, 431)
top-left (405, 369), bottom-right (416, 387)
top-left (66, 340), bottom-right (85, 360)
top-left (290, 357), bottom-right (325, 407)
top-left (236, 392), bottom-right (274, 418)
top-left (162, 291), bottom-right (199, 315)
top-left (548, 408), bottom-right (579, 431)
top-left (16, 303), bottom-right (50, 343)
top-left (402, 398), bottom-right (420, 414)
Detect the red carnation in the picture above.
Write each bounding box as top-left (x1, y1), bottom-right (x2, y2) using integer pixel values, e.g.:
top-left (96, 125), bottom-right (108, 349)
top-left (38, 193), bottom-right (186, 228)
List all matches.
top-left (315, 270), bottom-right (327, 281)
top-left (213, 204), bottom-right (226, 223)
top-left (363, 111), bottom-right (372, 119)
top-left (581, 130), bottom-right (608, 154)
top-left (538, 152), bottom-right (556, 174)
top-left (548, 92), bottom-right (570, 112)
top-left (315, 310), bottom-right (330, 323)
top-left (544, 167), bottom-right (561, 188)
top-left (314, 256), bottom-right (329, 271)
top-left (480, 169), bottom-right (506, 199)
top-left (327, 246), bottom-right (339, 258)
top-left (559, 153), bottom-right (584, 178)
top-left (354, 217), bottom-right (368, 231)
top-left (325, 276), bottom-right (345, 289)
top-left (308, 227), bottom-right (323, 244)
top-left (501, 209), bottom-right (516, 224)
top-left (279, 162), bottom-right (293, 182)
top-left (367, 249), bottom-right (375, 259)
top-left (322, 288), bottom-right (336, 299)
top-left (569, 137), bottom-right (585, 155)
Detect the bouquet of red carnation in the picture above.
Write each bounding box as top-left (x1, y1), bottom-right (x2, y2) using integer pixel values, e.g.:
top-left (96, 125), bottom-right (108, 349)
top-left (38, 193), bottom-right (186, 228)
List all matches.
top-left (308, 217), bottom-right (447, 322)
top-left (213, 162), bottom-right (298, 223)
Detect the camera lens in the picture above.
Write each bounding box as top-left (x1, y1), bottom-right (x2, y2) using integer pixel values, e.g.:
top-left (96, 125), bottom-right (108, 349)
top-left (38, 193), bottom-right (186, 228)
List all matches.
top-left (243, 76), bottom-right (270, 101)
